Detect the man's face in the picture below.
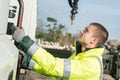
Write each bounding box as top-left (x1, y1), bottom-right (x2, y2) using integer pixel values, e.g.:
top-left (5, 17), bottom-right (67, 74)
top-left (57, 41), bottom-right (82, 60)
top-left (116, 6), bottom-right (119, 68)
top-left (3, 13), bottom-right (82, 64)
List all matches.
top-left (78, 25), bottom-right (96, 45)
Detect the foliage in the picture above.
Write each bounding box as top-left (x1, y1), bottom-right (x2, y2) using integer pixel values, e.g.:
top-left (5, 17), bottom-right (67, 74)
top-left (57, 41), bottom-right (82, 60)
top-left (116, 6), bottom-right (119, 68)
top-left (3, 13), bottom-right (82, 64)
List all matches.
top-left (36, 17), bottom-right (75, 46)
top-left (47, 17), bottom-right (57, 23)
top-left (36, 32), bottom-right (45, 39)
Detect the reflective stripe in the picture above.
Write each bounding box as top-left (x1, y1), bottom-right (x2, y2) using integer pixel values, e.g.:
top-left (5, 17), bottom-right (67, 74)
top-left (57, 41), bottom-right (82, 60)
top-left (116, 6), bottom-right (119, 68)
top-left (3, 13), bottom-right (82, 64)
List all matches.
top-left (63, 59), bottom-right (71, 78)
top-left (28, 59), bottom-right (35, 70)
top-left (55, 59), bottom-right (71, 80)
top-left (27, 43), bottom-right (39, 56)
top-left (91, 56), bottom-right (103, 80)
top-left (95, 56), bottom-right (103, 80)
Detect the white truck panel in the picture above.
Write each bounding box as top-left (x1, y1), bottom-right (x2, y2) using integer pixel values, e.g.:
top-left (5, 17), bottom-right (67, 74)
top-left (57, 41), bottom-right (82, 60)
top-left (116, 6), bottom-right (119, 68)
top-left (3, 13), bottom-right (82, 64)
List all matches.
top-left (0, 0), bottom-right (19, 80)
top-left (22, 0), bottom-right (37, 41)
top-left (0, 0), bottom-right (9, 34)
top-left (9, 0), bottom-right (37, 41)
top-left (0, 35), bottom-right (18, 80)
top-left (0, 0), bottom-right (38, 79)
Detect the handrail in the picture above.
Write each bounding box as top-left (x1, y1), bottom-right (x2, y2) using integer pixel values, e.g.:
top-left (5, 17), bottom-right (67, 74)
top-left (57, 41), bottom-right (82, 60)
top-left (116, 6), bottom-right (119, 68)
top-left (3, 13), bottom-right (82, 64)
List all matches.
top-left (17, 0), bottom-right (24, 28)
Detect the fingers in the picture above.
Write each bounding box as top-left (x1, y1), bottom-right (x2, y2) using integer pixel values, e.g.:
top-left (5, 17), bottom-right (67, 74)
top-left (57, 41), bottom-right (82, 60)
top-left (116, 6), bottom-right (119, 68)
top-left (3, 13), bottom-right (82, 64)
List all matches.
top-left (12, 26), bottom-right (25, 42)
top-left (13, 26), bottom-right (24, 33)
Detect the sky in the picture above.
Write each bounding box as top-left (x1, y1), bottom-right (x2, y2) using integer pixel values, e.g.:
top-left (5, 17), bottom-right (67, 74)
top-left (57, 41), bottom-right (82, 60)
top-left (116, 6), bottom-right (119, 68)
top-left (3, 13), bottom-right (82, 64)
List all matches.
top-left (38, 0), bottom-right (120, 40)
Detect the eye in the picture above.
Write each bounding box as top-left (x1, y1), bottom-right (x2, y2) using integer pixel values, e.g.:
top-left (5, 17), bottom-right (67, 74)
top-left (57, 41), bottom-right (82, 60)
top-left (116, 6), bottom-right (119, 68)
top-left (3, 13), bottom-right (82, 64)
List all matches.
top-left (84, 28), bottom-right (88, 32)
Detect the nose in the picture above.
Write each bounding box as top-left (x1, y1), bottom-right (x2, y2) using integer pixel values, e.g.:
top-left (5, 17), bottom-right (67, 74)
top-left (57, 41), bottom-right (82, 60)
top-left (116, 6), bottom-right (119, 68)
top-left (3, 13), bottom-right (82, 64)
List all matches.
top-left (80, 30), bottom-right (83, 34)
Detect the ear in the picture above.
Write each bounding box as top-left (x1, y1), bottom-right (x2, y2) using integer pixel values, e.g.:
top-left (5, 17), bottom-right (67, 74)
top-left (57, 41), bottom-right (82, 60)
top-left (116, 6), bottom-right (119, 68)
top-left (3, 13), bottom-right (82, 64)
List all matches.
top-left (90, 37), bottom-right (98, 45)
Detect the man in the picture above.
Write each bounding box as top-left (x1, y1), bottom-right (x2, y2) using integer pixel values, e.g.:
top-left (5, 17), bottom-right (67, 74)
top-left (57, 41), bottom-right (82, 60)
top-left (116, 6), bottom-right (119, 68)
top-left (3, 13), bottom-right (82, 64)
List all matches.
top-left (13, 22), bottom-right (109, 80)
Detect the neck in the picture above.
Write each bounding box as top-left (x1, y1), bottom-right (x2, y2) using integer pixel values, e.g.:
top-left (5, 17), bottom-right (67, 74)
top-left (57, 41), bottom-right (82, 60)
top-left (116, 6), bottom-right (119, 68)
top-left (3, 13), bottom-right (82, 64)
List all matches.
top-left (81, 47), bottom-right (86, 51)
top-left (81, 44), bottom-right (96, 52)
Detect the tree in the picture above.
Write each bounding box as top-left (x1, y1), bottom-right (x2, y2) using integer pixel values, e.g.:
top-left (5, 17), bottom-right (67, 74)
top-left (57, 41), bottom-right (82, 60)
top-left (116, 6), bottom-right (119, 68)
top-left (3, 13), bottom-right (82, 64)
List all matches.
top-left (36, 17), bottom-right (75, 47)
top-left (46, 17), bottom-right (65, 43)
top-left (36, 19), bottom-right (46, 39)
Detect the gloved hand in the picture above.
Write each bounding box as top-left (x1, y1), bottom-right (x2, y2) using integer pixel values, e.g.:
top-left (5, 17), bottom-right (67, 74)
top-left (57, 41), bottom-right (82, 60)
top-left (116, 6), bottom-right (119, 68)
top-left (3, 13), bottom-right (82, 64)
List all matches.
top-left (12, 27), bottom-right (25, 42)
top-left (12, 26), bottom-right (39, 57)
top-left (12, 26), bottom-right (35, 55)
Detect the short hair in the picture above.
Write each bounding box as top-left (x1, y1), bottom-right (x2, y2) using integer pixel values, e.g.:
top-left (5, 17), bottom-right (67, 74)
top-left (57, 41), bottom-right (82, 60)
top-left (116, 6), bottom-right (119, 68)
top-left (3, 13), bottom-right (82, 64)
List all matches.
top-left (89, 22), bottom-right (109, 45)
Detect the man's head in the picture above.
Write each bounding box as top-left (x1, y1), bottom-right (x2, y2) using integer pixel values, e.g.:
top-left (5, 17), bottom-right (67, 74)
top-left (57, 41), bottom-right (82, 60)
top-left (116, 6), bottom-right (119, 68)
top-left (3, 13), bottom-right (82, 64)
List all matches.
top-left (78, 22), bottom-right (109, 48)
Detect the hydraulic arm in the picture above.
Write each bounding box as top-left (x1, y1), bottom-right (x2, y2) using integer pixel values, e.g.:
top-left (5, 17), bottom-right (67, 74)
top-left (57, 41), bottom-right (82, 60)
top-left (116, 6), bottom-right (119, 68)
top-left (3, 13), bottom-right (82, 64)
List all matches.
top-left (68, 0), bottom-right (79, 25)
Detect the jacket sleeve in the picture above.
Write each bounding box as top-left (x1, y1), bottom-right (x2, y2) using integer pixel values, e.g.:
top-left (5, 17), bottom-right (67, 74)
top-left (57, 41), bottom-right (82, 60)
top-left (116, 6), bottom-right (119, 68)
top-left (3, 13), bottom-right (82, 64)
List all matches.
top-left (32, 47), bottom-right (65, 77)
top-left (16, 36), bottom-right (66, 77)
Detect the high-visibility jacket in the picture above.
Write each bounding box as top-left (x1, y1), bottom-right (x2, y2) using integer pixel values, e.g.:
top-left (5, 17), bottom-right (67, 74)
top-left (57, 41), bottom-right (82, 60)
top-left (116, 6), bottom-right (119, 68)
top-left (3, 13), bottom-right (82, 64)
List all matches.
top-left (30, 42), bottom-right (104, 80)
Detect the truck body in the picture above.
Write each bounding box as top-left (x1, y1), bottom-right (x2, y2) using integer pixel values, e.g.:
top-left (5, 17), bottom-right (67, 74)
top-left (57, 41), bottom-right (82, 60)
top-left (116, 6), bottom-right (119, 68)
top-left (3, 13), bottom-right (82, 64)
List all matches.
top-left (0, 0), bottom-right (37, 80)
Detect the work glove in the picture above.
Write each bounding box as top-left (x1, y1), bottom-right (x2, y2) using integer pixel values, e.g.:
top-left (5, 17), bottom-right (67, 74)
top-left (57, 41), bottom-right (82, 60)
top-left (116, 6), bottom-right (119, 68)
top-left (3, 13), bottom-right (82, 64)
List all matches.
top-left (12, 26), bottom-right (38, 56)
top-left (12, 27), bottom-right (25, 42)
top-left (12, 27), bottom-right (37, 70)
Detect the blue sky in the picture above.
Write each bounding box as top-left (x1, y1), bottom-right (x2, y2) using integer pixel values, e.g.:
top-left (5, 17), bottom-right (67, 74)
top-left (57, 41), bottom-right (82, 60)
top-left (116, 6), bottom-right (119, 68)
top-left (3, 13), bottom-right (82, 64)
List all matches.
top-left (38, 0), bottom-right (120, 40)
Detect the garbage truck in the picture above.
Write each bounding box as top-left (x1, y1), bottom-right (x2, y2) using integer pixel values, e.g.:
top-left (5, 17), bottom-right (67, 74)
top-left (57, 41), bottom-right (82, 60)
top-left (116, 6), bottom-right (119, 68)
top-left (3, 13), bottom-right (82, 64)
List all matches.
top-left (0, 0), bottom-right (37, 80)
